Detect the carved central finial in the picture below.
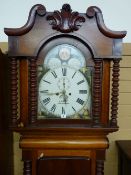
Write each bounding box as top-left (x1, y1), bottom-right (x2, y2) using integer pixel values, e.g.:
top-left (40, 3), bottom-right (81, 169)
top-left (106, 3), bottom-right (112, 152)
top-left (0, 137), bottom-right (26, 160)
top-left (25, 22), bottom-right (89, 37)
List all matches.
top-left (47, 4), bottom-right (85, 33)
top-left (62, 4), bottom-right (72, 12)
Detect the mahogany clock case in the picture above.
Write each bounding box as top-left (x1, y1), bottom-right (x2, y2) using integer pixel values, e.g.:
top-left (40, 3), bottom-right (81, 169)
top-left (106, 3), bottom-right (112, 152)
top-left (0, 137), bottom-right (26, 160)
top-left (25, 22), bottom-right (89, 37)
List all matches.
top-left (4, 4), bottom-right (126, 130)
top-left (1, 3), bottom-right (126, 175)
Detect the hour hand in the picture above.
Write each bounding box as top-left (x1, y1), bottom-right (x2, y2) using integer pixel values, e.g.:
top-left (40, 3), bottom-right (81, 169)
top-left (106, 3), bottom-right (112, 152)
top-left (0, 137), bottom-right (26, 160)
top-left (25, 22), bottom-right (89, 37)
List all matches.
top-left (39, 90), bottom-right (61, 95)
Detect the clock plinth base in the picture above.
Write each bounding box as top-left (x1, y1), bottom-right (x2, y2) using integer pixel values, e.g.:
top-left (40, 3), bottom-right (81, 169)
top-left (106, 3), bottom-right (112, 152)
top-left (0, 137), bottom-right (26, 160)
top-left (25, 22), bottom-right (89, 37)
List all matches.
top-left (20, 130), bottom-right (108, 175)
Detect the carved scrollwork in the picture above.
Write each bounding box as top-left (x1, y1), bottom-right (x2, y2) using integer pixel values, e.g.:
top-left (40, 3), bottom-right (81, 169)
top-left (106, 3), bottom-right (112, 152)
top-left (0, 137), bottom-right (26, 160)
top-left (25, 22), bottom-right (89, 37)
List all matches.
top-left (36, 4), bottom-right (46, 16)
top-left (47, 4), bottom-right (85, 33)
top-left (4, 4), bottom-right (46, 36)
top-left (86, 6), bottom-right (102, 18)
top-left (86, 6), bottom-right (126, 39)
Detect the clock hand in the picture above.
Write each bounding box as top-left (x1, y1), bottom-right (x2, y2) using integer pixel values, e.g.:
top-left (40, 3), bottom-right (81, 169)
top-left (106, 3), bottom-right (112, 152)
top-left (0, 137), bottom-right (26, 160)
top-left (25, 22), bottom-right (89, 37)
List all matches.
top-left (61, 89), bottom-right (68, 104)
top-left (40, 91), bottom-right (62, 95)
top-left (63, 94), bottom-right (68, 104)
top-left (62, 78), bottom-right (70, 104)
top-left (47, 92), bottom-right (59, 95)
top-left (63, 78), bottom-right (66, 89)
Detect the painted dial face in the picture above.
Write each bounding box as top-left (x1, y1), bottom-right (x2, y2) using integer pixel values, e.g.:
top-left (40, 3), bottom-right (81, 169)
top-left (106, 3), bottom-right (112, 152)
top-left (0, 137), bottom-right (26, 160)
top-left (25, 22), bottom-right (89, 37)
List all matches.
top-left (38, 66), bottom-right (90, 119)
top-left (44, 44), bottom-right (86, 70)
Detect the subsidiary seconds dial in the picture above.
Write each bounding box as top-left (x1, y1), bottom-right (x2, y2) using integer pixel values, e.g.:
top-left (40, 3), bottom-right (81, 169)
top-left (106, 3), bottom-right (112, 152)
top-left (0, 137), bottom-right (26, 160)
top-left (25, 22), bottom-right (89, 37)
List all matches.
top-left (38, 66), bottom-right (90, 119)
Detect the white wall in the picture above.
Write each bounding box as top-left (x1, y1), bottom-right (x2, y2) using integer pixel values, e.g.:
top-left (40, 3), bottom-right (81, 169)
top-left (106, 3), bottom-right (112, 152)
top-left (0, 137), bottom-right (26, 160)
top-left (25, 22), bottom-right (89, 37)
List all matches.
top-left (0, 0), bottom-right (130, 42)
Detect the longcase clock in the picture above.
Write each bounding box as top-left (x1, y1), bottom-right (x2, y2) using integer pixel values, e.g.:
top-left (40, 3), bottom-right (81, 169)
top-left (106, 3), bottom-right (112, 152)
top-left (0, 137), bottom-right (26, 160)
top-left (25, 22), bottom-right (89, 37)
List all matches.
top-left (4, 4), bottom-right (126, 175)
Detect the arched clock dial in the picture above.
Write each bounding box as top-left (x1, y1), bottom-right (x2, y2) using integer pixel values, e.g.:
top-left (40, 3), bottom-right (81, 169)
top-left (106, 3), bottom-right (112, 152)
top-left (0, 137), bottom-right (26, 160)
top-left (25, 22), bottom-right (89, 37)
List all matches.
top-left (38, 66), bottom-right (90, 119)
top-left (44, 44), bottom-right (86, 70)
